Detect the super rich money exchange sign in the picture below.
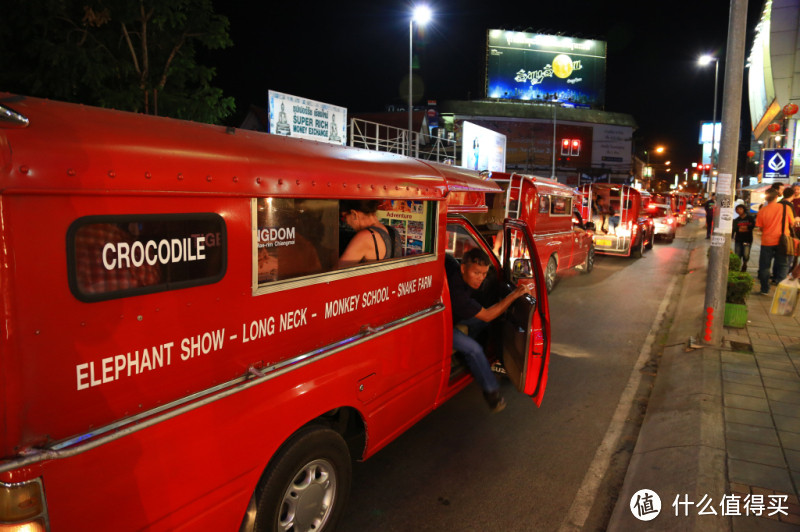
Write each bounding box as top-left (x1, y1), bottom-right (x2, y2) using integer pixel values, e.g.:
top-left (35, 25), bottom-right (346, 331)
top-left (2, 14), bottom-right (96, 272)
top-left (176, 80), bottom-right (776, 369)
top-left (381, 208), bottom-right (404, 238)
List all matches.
top-left (486, 30), bottom-right (606, 108)
top-left (268, 90), bottom-right (347, 145)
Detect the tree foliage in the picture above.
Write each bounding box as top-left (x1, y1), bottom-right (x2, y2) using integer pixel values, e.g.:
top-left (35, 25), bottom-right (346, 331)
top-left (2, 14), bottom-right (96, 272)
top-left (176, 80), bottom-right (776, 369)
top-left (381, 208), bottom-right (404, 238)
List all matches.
top-left (0, 0), bottom-right (235, 124)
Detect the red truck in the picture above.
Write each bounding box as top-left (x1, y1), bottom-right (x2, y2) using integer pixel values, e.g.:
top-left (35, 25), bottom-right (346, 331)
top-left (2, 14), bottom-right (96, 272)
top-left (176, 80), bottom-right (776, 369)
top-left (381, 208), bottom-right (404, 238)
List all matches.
top-left (465, 172), bottom-right (595, 293)
top-left (0, 94), bottom-right (552, 532)
top-left (579, 183), bottom-right (655, 258)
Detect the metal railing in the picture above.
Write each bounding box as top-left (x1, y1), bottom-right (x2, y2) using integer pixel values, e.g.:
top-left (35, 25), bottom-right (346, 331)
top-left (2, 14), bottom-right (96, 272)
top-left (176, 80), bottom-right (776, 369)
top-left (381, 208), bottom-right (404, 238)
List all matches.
top-left (349, 117), bottom-right (457, 164)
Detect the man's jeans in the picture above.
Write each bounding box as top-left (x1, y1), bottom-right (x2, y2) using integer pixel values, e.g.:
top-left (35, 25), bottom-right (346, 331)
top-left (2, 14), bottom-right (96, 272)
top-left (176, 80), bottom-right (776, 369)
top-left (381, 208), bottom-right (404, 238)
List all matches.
top-left (452, 317), bottom-right (498, 394)
top-left (734, 241), bottom-right (751, 267)
top-left (758, 244), bottom-right (790, 293)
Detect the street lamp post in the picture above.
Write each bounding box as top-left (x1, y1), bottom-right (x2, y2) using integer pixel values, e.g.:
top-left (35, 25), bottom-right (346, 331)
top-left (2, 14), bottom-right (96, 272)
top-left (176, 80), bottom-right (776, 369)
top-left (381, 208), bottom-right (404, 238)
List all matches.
top-left (409, 5), bottom-right (431, 157)
top-left (699, 55), bottom-right (720, 196)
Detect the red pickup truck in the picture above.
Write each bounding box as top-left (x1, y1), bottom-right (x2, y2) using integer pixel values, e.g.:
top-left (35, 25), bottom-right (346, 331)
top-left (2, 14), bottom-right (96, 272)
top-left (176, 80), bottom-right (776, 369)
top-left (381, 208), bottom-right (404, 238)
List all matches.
top-left (467, 172), bottom-right (595, 292)
top-left (579, 184), bottom-right (654, 258)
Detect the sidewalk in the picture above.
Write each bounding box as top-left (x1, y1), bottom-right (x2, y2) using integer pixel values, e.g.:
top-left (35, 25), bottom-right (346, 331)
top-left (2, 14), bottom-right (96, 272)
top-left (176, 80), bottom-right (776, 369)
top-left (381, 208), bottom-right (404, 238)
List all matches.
top-left (609, 216), bottom-right (800, 531)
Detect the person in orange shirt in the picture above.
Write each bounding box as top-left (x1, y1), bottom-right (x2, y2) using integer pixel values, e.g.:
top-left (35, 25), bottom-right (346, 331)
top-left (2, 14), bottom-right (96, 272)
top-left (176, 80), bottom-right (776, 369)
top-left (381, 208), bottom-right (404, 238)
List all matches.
top-left (756, 189), bottom-right (795, 294)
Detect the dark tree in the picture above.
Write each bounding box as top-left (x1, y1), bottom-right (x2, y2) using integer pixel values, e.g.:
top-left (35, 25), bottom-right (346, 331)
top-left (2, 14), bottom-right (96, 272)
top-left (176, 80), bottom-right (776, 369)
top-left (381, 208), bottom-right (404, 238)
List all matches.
top-left (0, 0), bottom-right (235, 124)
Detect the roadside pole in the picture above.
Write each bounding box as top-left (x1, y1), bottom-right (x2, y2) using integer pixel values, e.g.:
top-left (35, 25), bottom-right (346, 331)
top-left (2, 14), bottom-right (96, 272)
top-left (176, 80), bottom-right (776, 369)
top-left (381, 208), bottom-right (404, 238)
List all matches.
top-left (704, 0), bottom-right (749, 346)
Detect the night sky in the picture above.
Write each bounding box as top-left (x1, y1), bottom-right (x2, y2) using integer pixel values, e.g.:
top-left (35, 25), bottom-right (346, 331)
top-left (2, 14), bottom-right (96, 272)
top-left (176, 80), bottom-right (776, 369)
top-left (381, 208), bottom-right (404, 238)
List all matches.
top-left (209, 0), bottom-right (765, 173)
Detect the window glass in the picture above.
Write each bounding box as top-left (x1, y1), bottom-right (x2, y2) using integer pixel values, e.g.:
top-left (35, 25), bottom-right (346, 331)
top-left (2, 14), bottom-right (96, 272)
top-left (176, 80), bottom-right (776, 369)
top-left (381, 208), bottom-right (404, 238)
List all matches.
top-left (550, 196), bottom-right (573, 216)
top-left (538, 195), bottom-right (550, 214)
top-left (506, 227), bottom-right (534, 285)
top-left (68, 214), bottom-right (226, 302)
top-left (256, 198), bottom-right (437, 285)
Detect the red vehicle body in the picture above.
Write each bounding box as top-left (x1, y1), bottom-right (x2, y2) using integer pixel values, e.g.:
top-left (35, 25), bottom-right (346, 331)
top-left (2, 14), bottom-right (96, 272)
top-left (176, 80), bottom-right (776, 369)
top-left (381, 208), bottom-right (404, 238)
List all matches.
top-left (579, 184), bottom-right (655, 258)
top-left (0, 95), bottom-right (552, 531)
top-left (471, 172), bottom-right (595, 293)
top-left (651, 193), bottom-right (688, 225)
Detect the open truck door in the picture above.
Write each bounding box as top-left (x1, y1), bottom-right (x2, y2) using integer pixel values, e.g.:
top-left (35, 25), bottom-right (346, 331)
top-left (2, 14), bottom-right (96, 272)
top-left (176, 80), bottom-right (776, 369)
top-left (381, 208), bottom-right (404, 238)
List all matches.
top-left (501, 218), bottom-right (551, 406)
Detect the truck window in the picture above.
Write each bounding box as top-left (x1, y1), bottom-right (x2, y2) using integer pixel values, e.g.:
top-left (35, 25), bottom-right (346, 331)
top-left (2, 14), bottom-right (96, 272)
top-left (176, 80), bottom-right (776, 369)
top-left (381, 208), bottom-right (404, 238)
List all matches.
top-left (538, 195), bottom-right (550, 213)
top-left (550, 196), bottom-right (572, 216)
top-left (67, 214), bottom-right (226, 302)
top-left (256, 197), bottom-right (437, 286)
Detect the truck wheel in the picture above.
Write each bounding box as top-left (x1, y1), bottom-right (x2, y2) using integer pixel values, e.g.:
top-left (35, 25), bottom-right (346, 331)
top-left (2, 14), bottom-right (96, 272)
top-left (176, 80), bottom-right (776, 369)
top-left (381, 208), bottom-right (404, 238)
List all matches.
top-left (632, 237), bottom-right (644, 258)
top-left (582, 245), bottom-right (595, 274)
top-left (645, 231), bottom-right (653, 250)
top-left (545, 256), bottom-right (557, 293)
top-left (254, 426), bottom-right (351, 532)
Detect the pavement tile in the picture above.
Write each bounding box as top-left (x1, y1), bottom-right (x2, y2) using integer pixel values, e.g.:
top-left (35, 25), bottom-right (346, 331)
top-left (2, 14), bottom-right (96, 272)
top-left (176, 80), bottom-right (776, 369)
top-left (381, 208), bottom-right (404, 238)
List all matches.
top-left (779, 431), bottom-right (800, 452)
top-left (724, 364), bottom-right (761, 377)
top-left (728, 458), bottom-right (795, 495)
top-left (785, 449), bottom-right (800, 471)
top-left (726, 422), bottom-right (780, 447)
top-left (762, 376), bottom-right (800, 393)
top-left (726, 393), bottom-right (771, 413)
top-left (723, 352), bottom-right (757, 365)
top-left (758, 359), bottom-right (797, 372)
top-left (770, 401), bottom-right (800, 419)
top-left (792, 470), bottom-right (800, 495)
top-left (755, 346), bottom-right (794, 356)
top-left (726, 407), bottom-right (776, 428)
top-left (725, 382), bottom-right (768, 399)
top-left (766, 388), bottom-right (800, 405)
top-left (761, 367), bottom-right (800, 382)
top-left (774, 415), bottom-right (800, 434)
top-left (727, 439), bottom-right (788, 468)
top-left (724, 371), bottom-right (765, 387)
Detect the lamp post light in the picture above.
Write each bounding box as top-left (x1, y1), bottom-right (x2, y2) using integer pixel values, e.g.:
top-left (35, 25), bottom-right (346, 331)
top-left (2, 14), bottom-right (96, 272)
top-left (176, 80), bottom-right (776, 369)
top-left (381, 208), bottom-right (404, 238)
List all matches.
top-left (408, 5), bottom-right (432, 156)
top-left (643, 145), bottom-right (665, 190)
top-left (699, 54), bottom-right (720, 196)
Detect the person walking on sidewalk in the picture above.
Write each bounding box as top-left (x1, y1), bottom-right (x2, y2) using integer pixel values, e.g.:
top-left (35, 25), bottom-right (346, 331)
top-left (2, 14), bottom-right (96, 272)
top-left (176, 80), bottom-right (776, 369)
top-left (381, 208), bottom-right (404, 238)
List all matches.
top-left (703, 194), bottom-right (716, 239)
top-left (732, 204), bottom-right (755, 271)
top-left (756, 189), bottom-right (795, 294)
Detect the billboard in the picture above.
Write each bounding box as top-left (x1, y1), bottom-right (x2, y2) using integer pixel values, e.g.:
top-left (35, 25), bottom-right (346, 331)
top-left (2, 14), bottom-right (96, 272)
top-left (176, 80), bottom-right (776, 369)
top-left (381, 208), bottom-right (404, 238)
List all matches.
top-left (461, 121), bottom-right (507, 172)
top-left (486, 30), bottom-right (607, 107)
top-left (268, 90), bottom-right (347, 145)
top-left (699, 122), bottom-right (721, 165)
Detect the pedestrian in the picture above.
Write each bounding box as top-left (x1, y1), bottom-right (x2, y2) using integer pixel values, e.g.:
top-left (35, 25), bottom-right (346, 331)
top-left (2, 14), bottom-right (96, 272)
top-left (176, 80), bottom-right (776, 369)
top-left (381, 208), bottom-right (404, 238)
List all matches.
top-left (755, 189), bottom-right (795, 294)
top-left (791, 183), bottom-right (800, 217)
top-left (732, 204), bottom-right (755, 271)
top-left (703, 194), bottom-right (716, 239)
top-left (445, 248), bottom-right (531, 412)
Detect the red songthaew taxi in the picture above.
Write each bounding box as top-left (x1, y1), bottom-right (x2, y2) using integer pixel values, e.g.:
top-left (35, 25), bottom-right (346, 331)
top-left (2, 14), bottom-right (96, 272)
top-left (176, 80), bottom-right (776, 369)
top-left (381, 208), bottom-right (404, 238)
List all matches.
top-left (0, 94), bottom-right (552, 531)
top-left (579, 183), bottom-right (655, 258)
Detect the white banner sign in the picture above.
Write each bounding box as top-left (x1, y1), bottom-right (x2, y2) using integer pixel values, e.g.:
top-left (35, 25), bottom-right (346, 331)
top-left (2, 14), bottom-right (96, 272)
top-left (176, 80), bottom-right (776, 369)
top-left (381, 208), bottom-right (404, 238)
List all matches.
top-left (461, 121), bottom-right (507, 172)
top-left (268, 90), bottom-right (347, 145)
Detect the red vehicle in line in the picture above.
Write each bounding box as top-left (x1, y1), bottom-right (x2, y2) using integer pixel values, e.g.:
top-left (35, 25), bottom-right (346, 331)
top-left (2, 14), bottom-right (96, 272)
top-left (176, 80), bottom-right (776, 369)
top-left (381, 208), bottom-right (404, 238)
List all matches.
top-left (472, 172), bottom-right (595, 293)
top-left (579, 184), bottom-right (655, 258)
top-left (0, 94), bottom-right (552, 532)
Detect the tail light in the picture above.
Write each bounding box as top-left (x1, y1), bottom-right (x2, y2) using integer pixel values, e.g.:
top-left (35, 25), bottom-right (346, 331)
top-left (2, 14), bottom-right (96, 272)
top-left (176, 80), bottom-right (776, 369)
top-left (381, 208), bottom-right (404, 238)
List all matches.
top-left (0, 479), bottom-right (49, 532)
top-left (667, 217), bottom-right (675, 224)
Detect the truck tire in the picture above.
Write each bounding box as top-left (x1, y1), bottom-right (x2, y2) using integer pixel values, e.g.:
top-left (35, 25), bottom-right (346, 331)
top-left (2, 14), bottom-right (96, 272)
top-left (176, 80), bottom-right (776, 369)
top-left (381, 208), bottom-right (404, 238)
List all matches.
top-left (545, 256), bottom-right (557, 293)
top-left (254, 426), bottom-right (352, 532)
top-left (582, 245), bottom-right (595, 274)
top-left (632, 236), bottom-right (644, 258)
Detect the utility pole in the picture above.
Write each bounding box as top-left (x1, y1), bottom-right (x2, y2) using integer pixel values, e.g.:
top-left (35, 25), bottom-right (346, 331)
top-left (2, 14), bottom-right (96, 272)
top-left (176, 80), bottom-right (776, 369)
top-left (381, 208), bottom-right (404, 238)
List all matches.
top-left (704, 0), bottom-right (749, 346)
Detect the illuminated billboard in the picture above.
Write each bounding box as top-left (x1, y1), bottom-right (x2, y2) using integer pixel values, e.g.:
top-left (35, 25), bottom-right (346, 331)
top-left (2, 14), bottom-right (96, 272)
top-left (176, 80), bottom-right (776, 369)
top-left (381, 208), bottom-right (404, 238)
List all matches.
top-left (461, 121), bottom-right (507, 172)
top-left (486, 30), bottom-right (607, 107)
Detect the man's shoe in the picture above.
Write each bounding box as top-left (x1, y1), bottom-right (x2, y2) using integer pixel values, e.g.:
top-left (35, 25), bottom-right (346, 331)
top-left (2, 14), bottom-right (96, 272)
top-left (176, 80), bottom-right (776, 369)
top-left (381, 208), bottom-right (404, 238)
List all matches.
top-left (484, 390), bottom-right (506, 412)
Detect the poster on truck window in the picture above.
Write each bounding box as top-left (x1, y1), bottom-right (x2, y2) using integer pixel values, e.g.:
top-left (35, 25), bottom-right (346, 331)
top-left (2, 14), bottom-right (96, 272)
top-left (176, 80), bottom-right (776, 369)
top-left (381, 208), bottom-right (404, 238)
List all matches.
top-left (378, 201), bottom-right (429, 256)
top-left (268, 90), bottom-right (347, 145)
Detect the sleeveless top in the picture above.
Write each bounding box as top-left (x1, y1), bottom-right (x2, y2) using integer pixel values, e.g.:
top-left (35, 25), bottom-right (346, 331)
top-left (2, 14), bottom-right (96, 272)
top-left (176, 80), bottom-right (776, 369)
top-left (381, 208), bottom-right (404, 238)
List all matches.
top-left (366, 225), bottom-right (396, 260)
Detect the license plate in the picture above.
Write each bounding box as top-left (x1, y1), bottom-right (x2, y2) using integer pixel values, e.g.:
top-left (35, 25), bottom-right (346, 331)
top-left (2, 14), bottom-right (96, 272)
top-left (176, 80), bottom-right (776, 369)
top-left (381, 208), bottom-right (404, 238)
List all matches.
top-left (596, 238), bottom-right (612, 246)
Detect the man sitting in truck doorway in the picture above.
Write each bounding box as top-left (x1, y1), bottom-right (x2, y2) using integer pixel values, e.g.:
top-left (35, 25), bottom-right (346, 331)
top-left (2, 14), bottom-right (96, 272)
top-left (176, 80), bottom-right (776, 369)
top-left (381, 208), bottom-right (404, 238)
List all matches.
top-left (446, 248), bottom-right (532, 412)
